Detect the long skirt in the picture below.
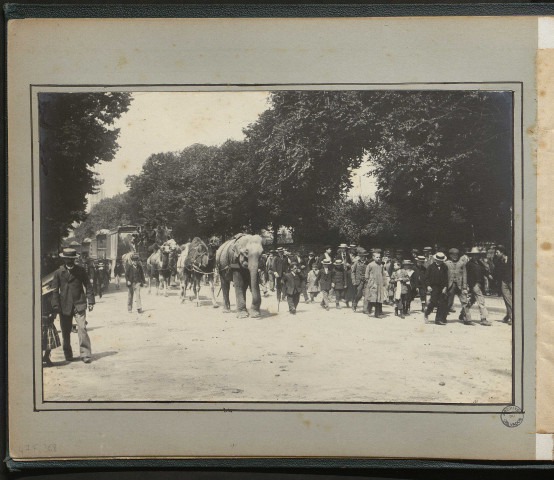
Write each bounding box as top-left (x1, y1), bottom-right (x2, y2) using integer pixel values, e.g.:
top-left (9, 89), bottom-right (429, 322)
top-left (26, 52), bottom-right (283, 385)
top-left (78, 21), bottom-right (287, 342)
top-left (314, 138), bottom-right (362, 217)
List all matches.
top-left (42, 321), bottom-right (61, 351)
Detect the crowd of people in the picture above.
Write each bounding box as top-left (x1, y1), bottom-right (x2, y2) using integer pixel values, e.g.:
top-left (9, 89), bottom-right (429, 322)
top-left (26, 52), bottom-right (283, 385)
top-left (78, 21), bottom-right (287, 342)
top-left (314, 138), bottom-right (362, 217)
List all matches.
top-left (257, 243), bottom-right (513, 327)
top-left (41, 241), bottom-right (513, 367)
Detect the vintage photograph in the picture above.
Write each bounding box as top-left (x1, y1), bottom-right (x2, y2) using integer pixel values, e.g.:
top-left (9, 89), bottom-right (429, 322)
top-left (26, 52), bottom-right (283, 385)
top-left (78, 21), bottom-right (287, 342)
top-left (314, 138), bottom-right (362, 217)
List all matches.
top-left (38, 88), bottom-right (515, 404)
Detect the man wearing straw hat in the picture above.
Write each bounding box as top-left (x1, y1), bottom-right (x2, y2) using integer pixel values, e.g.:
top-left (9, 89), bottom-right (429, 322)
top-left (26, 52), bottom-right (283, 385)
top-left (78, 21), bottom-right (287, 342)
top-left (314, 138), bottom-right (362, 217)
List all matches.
top-left (424, 252), bottom-right (449, 325)
top-left (51, 248), bottom-right (95, 363)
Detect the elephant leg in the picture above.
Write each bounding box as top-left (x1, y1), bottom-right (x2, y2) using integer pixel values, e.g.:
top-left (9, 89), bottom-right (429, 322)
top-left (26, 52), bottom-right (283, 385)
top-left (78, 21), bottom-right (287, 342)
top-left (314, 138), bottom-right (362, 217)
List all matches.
top-left (234, 270), bottom-right (249, 318)
top-left (221, 272), bottom-right (232, 312)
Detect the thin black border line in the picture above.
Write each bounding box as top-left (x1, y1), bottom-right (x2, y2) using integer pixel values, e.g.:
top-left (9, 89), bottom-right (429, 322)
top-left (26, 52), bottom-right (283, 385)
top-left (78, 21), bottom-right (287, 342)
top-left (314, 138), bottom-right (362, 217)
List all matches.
top-left (34, 408), bottom-right (526, 414)
top-left (32, 82), bottom-right (524, 413)
top-left (4, 3), bottom-right (554, 19)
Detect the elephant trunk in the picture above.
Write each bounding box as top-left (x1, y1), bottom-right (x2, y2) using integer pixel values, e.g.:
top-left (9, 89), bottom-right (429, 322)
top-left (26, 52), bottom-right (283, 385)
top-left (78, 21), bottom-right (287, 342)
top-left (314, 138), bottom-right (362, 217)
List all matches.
top-left (249, 263), bottom-right (261, 312)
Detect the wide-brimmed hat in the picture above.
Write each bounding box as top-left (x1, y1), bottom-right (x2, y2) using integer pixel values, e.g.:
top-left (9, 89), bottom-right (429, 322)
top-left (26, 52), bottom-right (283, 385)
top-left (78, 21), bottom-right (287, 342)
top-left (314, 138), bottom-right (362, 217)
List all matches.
top-left (338, 243), bottom-right (348, 249)
top-left (59, 248), bottom-right (79, 259)
top-left (131, 253), bottom-right (140, 260)
top-left (434, 252), bottom-right (446, 262)
top-left (448, 248), bottom-right (460, 255)
top-left (333, 259), bottom-right (343, 265)
top-left (321, 259), bottom-right (332, 265)
top-left (467, 247), bottom-right (483, 255)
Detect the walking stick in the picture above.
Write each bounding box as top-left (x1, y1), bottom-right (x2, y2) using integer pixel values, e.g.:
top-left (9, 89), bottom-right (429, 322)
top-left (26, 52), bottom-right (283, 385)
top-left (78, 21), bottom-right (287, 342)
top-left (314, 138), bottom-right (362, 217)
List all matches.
top-left (216, 286), bottom-right (222, 298)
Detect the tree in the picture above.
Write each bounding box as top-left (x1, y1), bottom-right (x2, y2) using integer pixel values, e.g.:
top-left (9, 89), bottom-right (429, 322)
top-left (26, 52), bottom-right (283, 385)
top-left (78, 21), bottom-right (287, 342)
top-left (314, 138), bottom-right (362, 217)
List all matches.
top-left (39, 92), bottom-right (132, 252)
top-left (72, 192), bottom-right (140, 242)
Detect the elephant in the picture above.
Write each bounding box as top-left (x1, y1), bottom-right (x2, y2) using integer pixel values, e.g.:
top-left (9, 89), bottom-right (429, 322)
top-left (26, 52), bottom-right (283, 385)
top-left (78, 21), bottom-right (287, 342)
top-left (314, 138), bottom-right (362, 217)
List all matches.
top-left (215, 233), bottom-right (264, 318)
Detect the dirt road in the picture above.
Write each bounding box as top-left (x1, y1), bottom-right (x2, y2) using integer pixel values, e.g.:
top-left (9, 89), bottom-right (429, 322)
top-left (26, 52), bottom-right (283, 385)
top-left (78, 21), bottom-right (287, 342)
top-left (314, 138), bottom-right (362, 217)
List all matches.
top-left (43, 282), bottom-right (512, 403)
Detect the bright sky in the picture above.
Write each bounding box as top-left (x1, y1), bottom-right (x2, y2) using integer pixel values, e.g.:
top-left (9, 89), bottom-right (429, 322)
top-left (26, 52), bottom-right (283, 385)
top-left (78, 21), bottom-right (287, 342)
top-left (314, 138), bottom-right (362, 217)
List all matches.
top-left (88, 91), bottom-right (376, 208)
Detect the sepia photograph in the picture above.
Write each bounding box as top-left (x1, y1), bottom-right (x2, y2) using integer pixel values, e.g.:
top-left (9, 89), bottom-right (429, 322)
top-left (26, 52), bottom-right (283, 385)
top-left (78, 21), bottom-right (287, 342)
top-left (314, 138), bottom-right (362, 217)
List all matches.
top-left (38, 87), bottom-right (515, 405)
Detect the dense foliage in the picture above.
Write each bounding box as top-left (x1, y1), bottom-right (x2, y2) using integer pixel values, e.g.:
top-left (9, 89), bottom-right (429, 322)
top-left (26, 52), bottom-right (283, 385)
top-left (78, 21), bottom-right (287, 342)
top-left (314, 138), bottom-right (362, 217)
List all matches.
top-left (39, 92), bottom-right (132, 251)
top-left (53, 90), bottom-right (512, 250)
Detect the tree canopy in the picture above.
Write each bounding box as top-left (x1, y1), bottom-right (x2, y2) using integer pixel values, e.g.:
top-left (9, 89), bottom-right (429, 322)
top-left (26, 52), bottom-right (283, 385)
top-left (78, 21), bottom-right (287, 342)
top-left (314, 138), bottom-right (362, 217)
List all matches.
top-left (69, 89), bottom-right (513, 250)
top-left (39, 92), bottom-right (132, 252)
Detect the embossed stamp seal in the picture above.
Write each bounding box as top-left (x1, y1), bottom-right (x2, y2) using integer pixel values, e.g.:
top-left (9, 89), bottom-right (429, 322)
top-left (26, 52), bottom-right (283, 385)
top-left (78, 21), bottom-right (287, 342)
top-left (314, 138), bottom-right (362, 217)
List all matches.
top-left (501, 405), bottom-right (524, 428)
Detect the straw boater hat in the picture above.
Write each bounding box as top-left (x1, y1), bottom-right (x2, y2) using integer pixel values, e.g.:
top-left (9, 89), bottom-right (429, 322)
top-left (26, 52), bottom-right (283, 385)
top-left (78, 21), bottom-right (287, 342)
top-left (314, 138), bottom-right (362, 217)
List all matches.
top-left (349, 244), bottom-right (357, 249)
top-left (416, 255), bottom-right (426, 262)
top-left (338, 243), bottom-right (348, 249)
top-left (423, 246), bottom-right (433, 252)
top-left (333, 259), bottom-right (343, 266)
top-left (277, 247), bottom-right (284, 252)
top-left (59, 248), bottom-right (79, 259)
top-left (434, 252), bottom-right (446, 262)
top-left (402, 259), bottom-right (414, 267)
top-left (358, 248), bottom-right (369, 257)
top-left (467, 247), bottom-right (482, 255)
top-left (322, 259), bottom-right (332, 265)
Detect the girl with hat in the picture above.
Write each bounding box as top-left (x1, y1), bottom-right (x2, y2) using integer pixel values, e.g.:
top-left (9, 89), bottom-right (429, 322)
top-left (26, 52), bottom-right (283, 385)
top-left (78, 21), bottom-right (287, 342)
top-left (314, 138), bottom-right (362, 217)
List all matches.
top-left (41, 281), bottom-right (61, 366)
top-left (306, 263), bottom-right (320, 303)
top-left (389, 260), bottom-right (410, 318)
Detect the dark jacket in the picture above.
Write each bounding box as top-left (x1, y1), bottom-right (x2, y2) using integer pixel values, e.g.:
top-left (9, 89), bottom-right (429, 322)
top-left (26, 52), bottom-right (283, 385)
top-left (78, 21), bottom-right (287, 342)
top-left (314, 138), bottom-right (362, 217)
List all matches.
top-left (51, 265), bottom-right (95, 316)
top-left (282, 271), bottom-right (303, 295)
top-left (318, 268), bottom-right (333, 291)
top-left (494, 255), bottom-right (512, 284)
top-left (331, 266), bottom-right (347, 289)
top-left (414, 264), bottom-right (427, 289)
top-left (425, 262), bottom-right (449, 289)
top-left (272, 255), bottom-right (288, 277)
top-left (125, 263), bottom-right (146, 285)
top-left (466, 259), bottom-right (486, 288)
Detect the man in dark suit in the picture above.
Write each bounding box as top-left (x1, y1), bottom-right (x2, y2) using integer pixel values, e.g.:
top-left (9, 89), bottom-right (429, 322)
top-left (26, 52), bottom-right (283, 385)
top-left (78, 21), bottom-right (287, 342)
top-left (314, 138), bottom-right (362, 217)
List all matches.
top-left (51, 248), bottom-right (95, 363)
top-left (424, 252), bottom-right (449, 325)
top-left (272, 247), bottom-right (288, 301)
top-left (282, 262), bottom-right (303, 314)
top-left (125, 253), bottom-right (146, 313)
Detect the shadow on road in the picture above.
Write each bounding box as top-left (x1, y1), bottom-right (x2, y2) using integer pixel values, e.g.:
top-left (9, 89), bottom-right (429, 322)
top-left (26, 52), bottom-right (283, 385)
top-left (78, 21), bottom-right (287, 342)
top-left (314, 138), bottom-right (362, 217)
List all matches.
top-left (90, 351), bottom-right (118, 362)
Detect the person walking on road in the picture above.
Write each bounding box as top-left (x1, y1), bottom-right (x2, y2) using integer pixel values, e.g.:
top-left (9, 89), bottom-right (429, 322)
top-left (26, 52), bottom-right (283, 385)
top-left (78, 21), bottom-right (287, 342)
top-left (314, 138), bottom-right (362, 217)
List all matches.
top-left (319, 259), bottom-right (333, 311)
top-left (51, 248), bottom-right (95, 363)
top-left (125, 253), bottom-right (146, 313)
top-left (331, 259), bottom-right (347, 309)
top-left (351, 249), bottom-right (368, 312)
top-left (282, 262), bottom-right (303, 314)
top-left (306, 264), bottom-right (320, 302)
top-left (272, 247), bottom-right (288, 302)
top-left (494, 244), bottom-right (512, 325)
top-left (445, 248), bottom-right (472, 324)
top-left (424, 252), bottom-right (449, 325)
top-left (365, 249), bottom-right (386, 318)
top-left (465, 247), bottom-right (491, 326)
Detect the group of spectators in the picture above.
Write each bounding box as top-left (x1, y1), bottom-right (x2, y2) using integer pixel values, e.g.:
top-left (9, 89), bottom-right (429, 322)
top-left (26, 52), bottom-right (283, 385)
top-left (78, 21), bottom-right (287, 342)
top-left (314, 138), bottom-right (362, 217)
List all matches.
top-left (257, 244), bottom-right (513, 326)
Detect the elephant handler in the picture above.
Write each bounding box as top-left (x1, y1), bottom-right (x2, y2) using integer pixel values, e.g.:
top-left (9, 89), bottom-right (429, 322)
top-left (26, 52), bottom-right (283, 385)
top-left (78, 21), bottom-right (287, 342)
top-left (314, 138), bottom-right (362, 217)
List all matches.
top-left (125, 253), bottom-right (145, 314)
top-left (282, 262), bottom-right (303, 314)
top-left (51, 248), bottom-right (95, 363)
top-left (272, 247), bottom-right (287, 302)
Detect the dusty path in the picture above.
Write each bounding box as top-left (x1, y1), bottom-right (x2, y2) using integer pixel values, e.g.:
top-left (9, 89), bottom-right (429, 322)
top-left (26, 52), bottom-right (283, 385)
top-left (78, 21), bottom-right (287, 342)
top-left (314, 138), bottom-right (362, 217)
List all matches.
top-left (43, 281), bottom-right (513, 403)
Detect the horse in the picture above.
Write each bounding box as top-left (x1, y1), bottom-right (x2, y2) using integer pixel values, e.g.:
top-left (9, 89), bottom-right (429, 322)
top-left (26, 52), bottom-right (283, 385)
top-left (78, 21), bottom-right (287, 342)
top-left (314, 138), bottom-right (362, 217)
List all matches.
top-left (178, 237), bottom-right (218, 307)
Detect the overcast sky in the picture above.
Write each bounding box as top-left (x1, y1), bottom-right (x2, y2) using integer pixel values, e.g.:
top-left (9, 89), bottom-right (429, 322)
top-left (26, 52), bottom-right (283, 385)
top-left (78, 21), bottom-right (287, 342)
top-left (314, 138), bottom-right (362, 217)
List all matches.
top-left (88, 91), bottom-right (375, 208)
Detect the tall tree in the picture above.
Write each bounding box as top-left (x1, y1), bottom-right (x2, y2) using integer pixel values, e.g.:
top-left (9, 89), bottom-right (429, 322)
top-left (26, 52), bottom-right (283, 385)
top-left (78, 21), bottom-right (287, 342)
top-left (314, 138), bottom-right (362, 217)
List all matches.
top-left (39, 92), bottom-right (132, 252)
